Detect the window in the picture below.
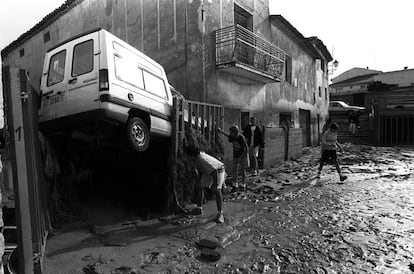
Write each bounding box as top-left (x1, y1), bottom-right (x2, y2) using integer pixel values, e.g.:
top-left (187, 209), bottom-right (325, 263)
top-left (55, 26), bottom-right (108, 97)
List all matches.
top-left (72, 40), bottom-right (93, 77)
top-left (320, 59), bottom-right (325, 71)
top-left (279, 113), bottom-right (292, 127)
top-left (234, 4), bottom-right (253, 31)
top-left (284, 55), bottom-right (292, 84)
top-left (114, 55), bottom-right (144, 89)
top-left (44, 31), bottom-right (50, 43)
top-left (143, 71), bottom-right (168, 99)
top-left (325, 87), bottom-right (328, 101)
top-left (318, 86), bottom-right (322, 97)
top-left (47, 50), bottom-right (66, 86)
top-left (113, 41), bottom-right (162, 75)
top-left (19, 48), bottom-right (24, 57)
top-left (241, 111), bottom-right (250, 130)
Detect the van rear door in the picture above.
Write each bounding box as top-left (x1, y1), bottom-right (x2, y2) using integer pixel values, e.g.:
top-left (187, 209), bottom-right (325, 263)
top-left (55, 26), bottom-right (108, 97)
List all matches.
top-left (40, 48), bottom-right (68, 121)
top-left (65, 31), bottom-right (100, 116)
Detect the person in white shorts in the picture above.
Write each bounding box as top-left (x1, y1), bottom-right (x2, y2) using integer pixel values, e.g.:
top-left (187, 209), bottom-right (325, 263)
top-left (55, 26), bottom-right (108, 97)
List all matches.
top-left (184, 145), bottom-right (226, 223)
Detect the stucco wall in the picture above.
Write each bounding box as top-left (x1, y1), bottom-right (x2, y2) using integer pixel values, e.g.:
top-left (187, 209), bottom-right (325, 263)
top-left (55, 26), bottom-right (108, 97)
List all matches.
top-left (2, 0), bottom-right (329, 167)
top-left (263, 127), bottom-right (285, 166)
top-left (207, 14), bottom-right (327, 151)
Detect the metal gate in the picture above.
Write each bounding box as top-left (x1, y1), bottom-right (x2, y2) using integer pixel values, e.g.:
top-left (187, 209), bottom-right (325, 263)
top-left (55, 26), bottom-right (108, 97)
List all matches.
top-left (380, 116), bottom-right (414, 146)
top-left (172, 97), bottom-right (224, 157)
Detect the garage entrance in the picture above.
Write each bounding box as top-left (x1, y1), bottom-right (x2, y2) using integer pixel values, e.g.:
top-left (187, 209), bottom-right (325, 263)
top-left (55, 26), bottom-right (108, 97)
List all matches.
top-left (299, 109), bottom-right (311, 147)
top-left (380, 116), bottom-right (414, 146)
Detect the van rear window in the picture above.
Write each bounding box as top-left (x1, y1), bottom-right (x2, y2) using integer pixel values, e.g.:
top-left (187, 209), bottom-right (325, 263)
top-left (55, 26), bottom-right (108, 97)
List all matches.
top-left (47, 50), bottom-right (66, 87)
top-left (143, 71), bottom-right (168, 99)
top-left (114, 56), bottom-right (144, 89)
top-left (72, 40), bottom-right (93, 77)
top-left (114, 55), bottom-right (168, 100)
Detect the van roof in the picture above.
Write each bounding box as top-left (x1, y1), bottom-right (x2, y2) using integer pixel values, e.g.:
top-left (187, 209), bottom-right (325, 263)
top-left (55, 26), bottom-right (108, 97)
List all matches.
top-left (47, 27), bottom-right (102, 53)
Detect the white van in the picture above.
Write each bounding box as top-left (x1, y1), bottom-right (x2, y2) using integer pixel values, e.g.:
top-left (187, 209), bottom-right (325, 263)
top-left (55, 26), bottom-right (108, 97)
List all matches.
top-left (39, 28), bottom-right (173, 152)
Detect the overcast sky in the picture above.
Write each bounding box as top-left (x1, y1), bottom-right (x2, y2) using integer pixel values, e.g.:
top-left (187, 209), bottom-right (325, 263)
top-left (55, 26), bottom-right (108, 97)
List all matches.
top-left (1, 0), bottom-right (413, 79)
top-left (269, 0), bottom-right (414, 77)
top-left (0, 0), bottom-right (66, 51)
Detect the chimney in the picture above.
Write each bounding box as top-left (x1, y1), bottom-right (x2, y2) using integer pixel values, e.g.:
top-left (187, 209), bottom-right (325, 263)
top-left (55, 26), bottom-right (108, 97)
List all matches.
top-left (366, 66), bottom-right (369, 69)
top-left (404, 66), bottom-right (408, 70)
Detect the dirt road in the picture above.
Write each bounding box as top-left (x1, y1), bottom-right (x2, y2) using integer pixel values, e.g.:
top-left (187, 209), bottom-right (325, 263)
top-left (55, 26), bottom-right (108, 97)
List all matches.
top-left (44, 144), bottom-right (414, 273)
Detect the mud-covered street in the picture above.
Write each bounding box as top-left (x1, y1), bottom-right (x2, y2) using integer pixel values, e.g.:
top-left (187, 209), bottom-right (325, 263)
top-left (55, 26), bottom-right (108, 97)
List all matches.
top-left (44, 144), bottom-right (414, 274)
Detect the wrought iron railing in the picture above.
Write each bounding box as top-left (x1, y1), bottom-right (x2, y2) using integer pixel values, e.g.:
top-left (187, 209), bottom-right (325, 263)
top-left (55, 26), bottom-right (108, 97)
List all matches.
top-left (214, 25), bottom-right (285, 79)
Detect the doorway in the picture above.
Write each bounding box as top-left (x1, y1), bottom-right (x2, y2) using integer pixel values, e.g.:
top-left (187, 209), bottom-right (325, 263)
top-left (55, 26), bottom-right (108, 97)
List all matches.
top-left (299, 109), bottom-right (311, 147)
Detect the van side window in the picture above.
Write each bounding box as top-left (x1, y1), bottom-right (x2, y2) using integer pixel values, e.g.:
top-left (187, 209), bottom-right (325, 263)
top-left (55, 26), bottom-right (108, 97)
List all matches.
top-left (143, 71), bottom-right (168, 99)
top-left (114, 55), bottom-right (144, 89)
top-left (72, 40), bottom-right (93, 77)
top-left (47, 50), bottom-right (66, 86)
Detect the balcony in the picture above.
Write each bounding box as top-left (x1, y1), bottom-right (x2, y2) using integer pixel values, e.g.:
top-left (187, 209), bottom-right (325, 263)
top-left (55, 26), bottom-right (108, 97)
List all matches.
top-left (214, 25), bottom-right (285, 83)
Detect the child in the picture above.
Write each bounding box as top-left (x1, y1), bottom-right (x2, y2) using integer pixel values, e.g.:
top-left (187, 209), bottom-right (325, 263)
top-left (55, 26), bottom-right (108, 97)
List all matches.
top-left (218, 125), bottom-right (249, 190)
top-left (317, 123), bottom-right (347, 182)
top-left (184, 145), bottom-right (226, 223)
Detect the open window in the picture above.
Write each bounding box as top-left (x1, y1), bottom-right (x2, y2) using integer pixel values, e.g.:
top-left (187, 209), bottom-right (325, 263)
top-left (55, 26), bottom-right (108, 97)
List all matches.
top-left (234, 4), bottom-right (253, 31)
top-left (279, 112), bottom-right (292, 128)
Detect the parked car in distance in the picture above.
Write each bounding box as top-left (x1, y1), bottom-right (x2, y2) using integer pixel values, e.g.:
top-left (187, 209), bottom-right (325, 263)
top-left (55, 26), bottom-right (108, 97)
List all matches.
top-left (39, 28), bottom-right (173, 152)
top-left (329, 101), bottom-right (366, 115)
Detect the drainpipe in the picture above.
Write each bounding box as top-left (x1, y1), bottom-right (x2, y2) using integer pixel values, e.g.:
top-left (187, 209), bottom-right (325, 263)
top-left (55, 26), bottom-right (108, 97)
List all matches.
top-left (184, 1), bottom-right (189, 96)
top-left (201, 0), bottom-right (206, 102)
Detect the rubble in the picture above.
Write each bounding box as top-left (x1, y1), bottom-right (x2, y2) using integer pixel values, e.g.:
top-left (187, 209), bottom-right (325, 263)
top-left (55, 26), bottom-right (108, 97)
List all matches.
top-left (44, 144), bottom-right (414, 273)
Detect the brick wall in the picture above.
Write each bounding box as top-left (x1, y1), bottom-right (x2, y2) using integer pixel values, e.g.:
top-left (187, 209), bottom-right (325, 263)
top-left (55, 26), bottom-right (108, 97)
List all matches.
top-left (262, 127), bottom-right (303, 168)
top-left (263, 127), bottom-right (285, 167)
top-left (288, 128), bottom-right (303, 160)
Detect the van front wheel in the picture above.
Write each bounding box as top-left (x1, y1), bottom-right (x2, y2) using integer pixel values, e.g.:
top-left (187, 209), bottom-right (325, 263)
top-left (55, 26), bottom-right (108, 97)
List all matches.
top-left (127, 116), bottom-right (150, 152)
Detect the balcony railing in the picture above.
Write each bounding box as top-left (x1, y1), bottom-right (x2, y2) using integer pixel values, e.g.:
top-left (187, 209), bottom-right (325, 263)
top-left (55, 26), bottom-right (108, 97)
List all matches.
top-left (214, 25), bottom-right (285, 80)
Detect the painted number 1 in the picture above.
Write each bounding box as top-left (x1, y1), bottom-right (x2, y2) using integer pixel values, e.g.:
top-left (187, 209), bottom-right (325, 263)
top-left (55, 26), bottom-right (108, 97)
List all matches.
top-left (15, 126), bottom-right (22, 141)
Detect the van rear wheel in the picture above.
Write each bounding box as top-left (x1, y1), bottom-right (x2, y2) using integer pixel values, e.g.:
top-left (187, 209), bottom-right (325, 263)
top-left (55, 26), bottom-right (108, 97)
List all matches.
top-left (127, 116), bottom-right (150, 152)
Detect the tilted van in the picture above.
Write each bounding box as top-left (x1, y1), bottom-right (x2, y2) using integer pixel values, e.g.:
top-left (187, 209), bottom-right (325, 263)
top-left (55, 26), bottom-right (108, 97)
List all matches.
top-left (39, 28), bottom-right (173, 151)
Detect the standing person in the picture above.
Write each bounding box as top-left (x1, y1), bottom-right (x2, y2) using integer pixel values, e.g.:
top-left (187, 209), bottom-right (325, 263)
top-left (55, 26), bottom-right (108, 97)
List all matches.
top-left (218, 125), bottom-right (249, 190)
top-left (317, 123), bottom-right (347, 182)
top-left (243, 117), bottom-right (264, 175)
top-left (355, 112), bottom-right (361, 129)
top-left (184, 145), bottom-right (226, 223)
top-left (348, 110), bottom-right (357, 134)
